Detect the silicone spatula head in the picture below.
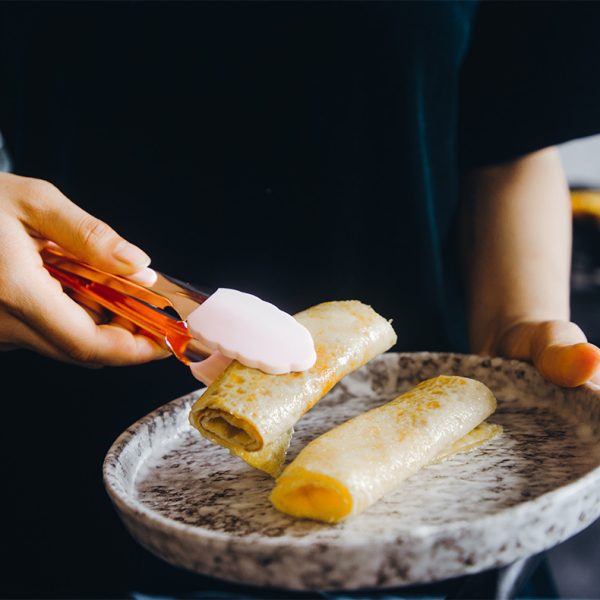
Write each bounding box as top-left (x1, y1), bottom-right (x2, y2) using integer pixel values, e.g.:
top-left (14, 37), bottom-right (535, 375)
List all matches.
top-left (186, 288), bottom-right (316, 375)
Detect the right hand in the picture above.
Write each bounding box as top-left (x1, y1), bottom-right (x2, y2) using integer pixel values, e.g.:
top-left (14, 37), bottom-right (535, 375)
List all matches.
top-left (0, 172), bottom-right (171, 366)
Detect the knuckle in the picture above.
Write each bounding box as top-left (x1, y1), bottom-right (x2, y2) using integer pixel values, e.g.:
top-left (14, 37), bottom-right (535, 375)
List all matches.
top-left (18, 178), bottom-right (60, 217)
top-left (109, 336), bottom-right (138, 363)
top-left (62, 339), bottom-right (98, 364)
top-left (0, 277), bottom-right (32, 317)
top-left (21, 177), bottom-right (57, 203)
top-left (77, 216), bottom-right (115, 248)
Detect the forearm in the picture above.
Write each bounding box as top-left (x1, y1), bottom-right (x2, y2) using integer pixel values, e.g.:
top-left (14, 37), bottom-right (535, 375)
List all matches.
top-left (460, 147), bottom-right (572, 355)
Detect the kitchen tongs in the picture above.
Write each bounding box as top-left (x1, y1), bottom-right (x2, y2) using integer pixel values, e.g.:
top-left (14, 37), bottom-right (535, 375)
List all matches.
top-left (42, 245), bottom-right (212, 364)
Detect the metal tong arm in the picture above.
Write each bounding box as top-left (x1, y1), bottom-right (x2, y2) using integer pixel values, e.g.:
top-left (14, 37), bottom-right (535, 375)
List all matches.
top-left (42, 245), bottom-right (211, 321)
top-left (41, 247), bottom-right (207, 364)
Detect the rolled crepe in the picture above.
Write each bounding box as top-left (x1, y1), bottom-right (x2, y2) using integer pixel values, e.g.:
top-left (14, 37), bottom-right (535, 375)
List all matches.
top-left (433, 421), bottom-right (502, 464)
top-left (270, 375), bottom-right (499, 522)
top-left (189, 300), bottom-right (397, 475)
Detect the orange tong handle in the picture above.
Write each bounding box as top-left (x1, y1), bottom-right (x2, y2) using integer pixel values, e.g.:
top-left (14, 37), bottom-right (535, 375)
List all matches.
top-left (44, 263), bottom-right (194, 362)
top-left (42, 245), bottom-right (176, 312)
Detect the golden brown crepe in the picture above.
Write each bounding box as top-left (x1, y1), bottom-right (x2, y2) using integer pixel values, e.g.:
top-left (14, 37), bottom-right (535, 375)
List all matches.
top-left (270, 375), bottom-right (500, 522)
top-left (432, 421), bottom-right (502, 464)
top-left (189, 300), bottom-right (397, 475)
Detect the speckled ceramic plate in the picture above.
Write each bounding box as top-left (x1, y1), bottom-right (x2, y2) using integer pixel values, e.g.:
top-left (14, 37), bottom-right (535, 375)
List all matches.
top-left (103, 353), bottom-right (600, 590)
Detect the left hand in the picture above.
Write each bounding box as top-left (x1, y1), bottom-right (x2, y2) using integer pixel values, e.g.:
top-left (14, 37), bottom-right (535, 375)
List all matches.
top-left (460, 148), bottom-right (599, 389)
top-left (491, 319), bottom-right (600, 387)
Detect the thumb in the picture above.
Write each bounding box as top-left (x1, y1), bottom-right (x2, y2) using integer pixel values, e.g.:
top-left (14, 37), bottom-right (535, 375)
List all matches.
top-left (18, 177), bottom-right (151, 274)
top-left (495, 320), bottom-right (600, 388)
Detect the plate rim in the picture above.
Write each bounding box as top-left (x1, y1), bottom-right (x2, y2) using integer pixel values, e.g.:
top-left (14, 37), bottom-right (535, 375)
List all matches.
top-left (103, 351), bottom-right (600, 550)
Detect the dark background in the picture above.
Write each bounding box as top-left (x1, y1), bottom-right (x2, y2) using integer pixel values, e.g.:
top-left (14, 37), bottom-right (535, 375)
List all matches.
top-left (0, 0), bottom-right (466, 344)
top-left (1, 3), bottom-right (465, 596)
top-left (1, 2), bottom-right (600, 598)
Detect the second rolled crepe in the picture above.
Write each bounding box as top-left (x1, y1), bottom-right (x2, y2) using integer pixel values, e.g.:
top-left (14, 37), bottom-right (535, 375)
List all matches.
top-left (189, 300), bottom-right (397, 475)
top-left (271, 375), bottom-right (499, 522)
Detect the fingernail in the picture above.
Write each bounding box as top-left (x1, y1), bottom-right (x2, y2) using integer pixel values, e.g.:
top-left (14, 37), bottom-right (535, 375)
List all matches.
top-left (126, 267), bottom-right (158, 286)
top-left (113, 241), bottom-right (151, 267)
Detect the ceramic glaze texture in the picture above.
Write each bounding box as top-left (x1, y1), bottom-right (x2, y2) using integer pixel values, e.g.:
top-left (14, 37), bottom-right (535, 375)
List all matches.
top-left (103, 353), bottom-right (600, 590)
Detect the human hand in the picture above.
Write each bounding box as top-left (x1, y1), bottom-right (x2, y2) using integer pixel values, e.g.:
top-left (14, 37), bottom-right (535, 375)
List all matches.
top-left (490, 319), bottom-right (600, 388)
top-left (461, 148), bottom-right (600, 389)
top-left (0, 172), bottom-right (171, 366)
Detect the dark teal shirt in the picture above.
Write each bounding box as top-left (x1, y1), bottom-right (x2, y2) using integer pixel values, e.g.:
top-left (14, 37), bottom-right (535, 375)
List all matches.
top-left (1, 2), bottom-right (472, 351)
top-left (1, 2), bottom-right (600, 596)
top-left (2, 2), bottom-right (599, 353)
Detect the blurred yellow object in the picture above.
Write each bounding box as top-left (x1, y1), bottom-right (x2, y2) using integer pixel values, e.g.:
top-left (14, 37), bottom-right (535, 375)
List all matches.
top-left (571, 190), bottom-right (600, 220)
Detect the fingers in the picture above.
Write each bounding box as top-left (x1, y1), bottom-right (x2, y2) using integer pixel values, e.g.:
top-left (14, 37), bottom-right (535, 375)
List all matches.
top-left (0, 311), bottom-right (103, 367)
top-left (0, 174), bottom-right (169, 367)
top-left (13, 175), bottom-right (151, 275)
top-left (538, 343), bottom-right (600, 388)
top-left (125, 267), bottom-right (158, 286)
top-left (67, 292), bottom-right (138, 333)
top-left (496, 320), bottom-right (600, 388)
top-left (65, 289), bottom-right (109, 324)
top-left (5, 292), bottom-right (170, 366)
top-left (2, 241), bottom-right (170, 366)
top-left (43, 240), bottom-right (158, 286)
